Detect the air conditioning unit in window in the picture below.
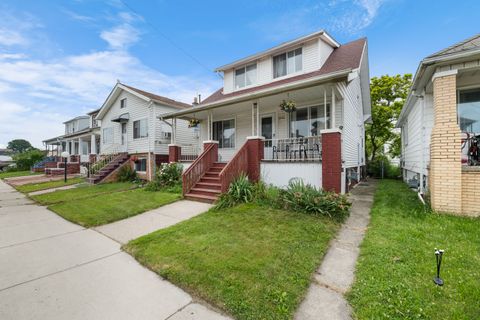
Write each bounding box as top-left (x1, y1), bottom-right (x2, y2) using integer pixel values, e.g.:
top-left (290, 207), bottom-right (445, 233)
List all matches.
top-left (156, 132), bottom-right (172, 144)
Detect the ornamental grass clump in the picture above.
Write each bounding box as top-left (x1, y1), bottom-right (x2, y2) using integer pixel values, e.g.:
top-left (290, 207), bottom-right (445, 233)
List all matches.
top-left (277, 181), bottom-right (350, 221)
top-left (215, 173), bottom-right (254, 209)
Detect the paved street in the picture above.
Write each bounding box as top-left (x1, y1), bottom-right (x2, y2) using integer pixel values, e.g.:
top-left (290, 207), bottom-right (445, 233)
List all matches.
top-left (0, 179), bottom-right (229, 320)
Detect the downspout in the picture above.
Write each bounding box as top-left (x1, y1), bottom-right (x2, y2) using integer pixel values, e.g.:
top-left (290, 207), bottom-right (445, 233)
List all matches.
top-left (419, 90), bottom-right (425, 195)
top-left (148, 101), bottom-right (154, 181)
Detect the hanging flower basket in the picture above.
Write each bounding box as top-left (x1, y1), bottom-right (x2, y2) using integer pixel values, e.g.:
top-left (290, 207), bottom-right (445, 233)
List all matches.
top-left (279, 99), bottom-right (297, 113)
top-left (130, 155), bottom-right (138, 162)
top-left (188, 118), bottom-right (200, 128)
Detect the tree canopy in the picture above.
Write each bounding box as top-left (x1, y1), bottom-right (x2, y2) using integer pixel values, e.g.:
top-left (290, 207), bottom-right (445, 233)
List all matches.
top-left (366, 74), bottom-right (412, 162)
top-left (7, 139), bottom-right (33, 153)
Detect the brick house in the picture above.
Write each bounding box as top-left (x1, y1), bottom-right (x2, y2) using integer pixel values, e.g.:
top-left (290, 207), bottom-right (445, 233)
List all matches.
top-left (397, 34), bottom-right (480, 216)
top-left (161, 30), bottom-right (372, 202)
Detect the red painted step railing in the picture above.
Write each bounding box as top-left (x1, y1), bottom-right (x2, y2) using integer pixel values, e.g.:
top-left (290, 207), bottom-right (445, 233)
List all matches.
top-left (182, 143), bottom-right (218, 195)
top-left (219, 141), bottom-right (249, 193)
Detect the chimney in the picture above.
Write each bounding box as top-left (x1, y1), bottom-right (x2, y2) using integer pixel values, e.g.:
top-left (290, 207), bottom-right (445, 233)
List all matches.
top-left (198, 94), bottom-right (202, 104)
top-left (192, 96), bottom-right (198, 106)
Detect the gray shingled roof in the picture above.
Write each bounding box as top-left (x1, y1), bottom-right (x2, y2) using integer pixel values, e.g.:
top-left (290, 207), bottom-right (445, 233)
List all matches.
top-left (427, 34), bottom-right (480, 59)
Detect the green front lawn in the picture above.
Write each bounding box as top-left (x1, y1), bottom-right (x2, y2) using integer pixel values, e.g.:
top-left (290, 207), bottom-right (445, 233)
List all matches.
top-left (0, 170), bottom-right (40, 179)
top-left (49, 188), bottom-right (181, 227)
top-left (31, 182), bottom-right (136, 205)
top-left (348, 180), bottom-right (480, 319)
top-left (16, 177), bottom-right (85, 193)
top-left (125, 203), bottom-right (340, 320)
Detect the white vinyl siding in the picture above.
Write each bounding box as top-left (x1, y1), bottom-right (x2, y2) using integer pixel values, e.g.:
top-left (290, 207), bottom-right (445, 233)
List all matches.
top-left (102, 127), bottom-right (113, 144)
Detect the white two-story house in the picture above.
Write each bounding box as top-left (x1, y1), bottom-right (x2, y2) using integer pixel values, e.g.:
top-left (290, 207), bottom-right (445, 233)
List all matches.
top-left (93, 82), bottom-right (195, 181)
top-left (162, 30), bottom-right (371, 202)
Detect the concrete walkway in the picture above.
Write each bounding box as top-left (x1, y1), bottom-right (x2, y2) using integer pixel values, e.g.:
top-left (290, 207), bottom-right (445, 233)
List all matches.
top-left (0, 180), bottom-right (228, 320)
top-left (95, 200), bottom-right (212, 244)
top-left (295, 180), bottom-right (377, 320)
top-left (28, 183), bottom-right (82, 196)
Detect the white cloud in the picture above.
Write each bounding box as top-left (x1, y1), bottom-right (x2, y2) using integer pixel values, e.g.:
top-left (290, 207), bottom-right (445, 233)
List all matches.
top-left (251, 0), bottom-right (387, 39)
top-left (0, 28), bottom-right (27, 46)
top-left (0, 9), bottom-right (219, 148)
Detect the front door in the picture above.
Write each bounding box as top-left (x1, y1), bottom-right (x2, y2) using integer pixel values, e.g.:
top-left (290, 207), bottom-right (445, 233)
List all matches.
top-left (121, 123), bottom-right (127, 151)
top-left (261, 114), bottom-right (275, 148)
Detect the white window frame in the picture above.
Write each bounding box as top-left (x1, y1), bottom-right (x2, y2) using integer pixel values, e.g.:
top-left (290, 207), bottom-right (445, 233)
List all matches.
top-left (134, 157), bottom-right (147, 173)
top-left (289, 103), bottom-right (331, 138)
top-left (273, 47), bottom-right (303, 79)
top-left (133, 118), bottom-right (148, 139)
top-left (120, 98), bottom-right (127, 109)
top-left (234, 63), bottom-right (257, 90)
top-left (212, 118), bottom-right (236, 149)
top-left (102, 127), bottom-right (113, 144)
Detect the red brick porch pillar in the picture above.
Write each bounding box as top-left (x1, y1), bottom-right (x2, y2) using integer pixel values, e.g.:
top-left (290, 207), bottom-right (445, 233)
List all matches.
top-left (203, 141), bottom-right (219, 162)
top-left (246, 137), bottom-right (264, 182)
top-left (89, 154), bottom-right (97, 163)
top-left (168, 144), bottom-right (181, 163)
top-left (322, 130), bottom-right (342, 193)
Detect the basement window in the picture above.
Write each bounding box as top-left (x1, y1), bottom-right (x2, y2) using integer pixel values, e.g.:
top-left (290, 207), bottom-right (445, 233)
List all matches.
top-left (135, 158), bottom-right (147, 172)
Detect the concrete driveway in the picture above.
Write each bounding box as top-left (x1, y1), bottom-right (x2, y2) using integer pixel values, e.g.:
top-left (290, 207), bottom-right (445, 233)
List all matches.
top-left (0, 180), bottom-right (229, 320)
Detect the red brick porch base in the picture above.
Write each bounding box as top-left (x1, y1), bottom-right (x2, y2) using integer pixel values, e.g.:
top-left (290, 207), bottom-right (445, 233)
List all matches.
top-left (168, 144), bottom-right (181, 163)
top-left (246, 137), bottom-right (264, 182)
top-left (322, 130), bottom-right (342, 193)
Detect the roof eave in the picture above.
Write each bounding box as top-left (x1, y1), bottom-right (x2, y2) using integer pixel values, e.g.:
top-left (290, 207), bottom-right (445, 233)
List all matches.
top-left (160, 68), bottom-right (351, 119)
top-left (214, 30), bottom-right (340, 72)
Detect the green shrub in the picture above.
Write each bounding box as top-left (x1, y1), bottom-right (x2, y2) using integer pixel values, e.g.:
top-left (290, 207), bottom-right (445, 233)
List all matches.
top-left (367, 155), bottom-right (400, 179)
top-left (13, 149), bottom-right (45, 171)
top-left (215, 173), bottom-right (254, 209)
top-left (276, 181), bottom-right (350, 221)
top-left (116, 164), bottom-right (137, 182)
top-left (145, 162), bottom-right (183, 192)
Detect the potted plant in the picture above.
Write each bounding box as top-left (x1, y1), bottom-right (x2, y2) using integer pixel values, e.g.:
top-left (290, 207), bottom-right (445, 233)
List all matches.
top-left (188, 118), bottom-right (200, 128)
top-left (279, 99), bottom-right (296, 113)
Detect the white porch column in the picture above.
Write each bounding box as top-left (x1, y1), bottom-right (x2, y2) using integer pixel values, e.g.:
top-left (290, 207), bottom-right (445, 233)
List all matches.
top-left (91, 134), bottom-right (97, 154)
top-left (251, 103), bottom-right (255, 136)
top-left (256, 102), bottom-right (260, 136)
top-left (78, 138), bottom-right (82, 155)
top-left (331, 87), bottom-right (336, 128)
top-left (66, 140), bottom-right (71, 154)
top-left (209, 111), bottom-right (213, 140)
top-left (324, 88), bottom-right (327, 130)
top-left (172, 117), bottom-right (177, 144)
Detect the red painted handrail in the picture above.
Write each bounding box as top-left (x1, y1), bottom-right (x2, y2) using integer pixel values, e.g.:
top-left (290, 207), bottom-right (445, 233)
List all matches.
top-left (219, 141), bottom-right (249, 193)
top-left (182, 143), bottom-right (217, 195)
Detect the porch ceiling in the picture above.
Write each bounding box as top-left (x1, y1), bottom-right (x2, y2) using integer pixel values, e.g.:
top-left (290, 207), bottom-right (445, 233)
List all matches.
top-left (173, 83), bottom-right (341, 120)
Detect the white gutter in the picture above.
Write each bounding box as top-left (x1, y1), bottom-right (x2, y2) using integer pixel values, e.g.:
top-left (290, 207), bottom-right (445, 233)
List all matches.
top-left (160, 68), bottom-right (352, 119)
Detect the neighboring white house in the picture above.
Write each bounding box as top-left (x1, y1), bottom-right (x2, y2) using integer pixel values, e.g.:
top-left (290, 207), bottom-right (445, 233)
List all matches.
top-left (162, 29), bottom-right (371, 202)
top-left (397, 34), bottom-right (480, 216)
top-left (94, 82), bottom-right (194, 180)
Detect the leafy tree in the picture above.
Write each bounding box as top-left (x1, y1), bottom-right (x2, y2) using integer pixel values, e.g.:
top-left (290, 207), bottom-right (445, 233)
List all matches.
top-left (366, 74), bottom-right (412, 162)
top-left (13, 149), bottom-right (45, 170)
top-left (7, 139), bottom-right (33, 153)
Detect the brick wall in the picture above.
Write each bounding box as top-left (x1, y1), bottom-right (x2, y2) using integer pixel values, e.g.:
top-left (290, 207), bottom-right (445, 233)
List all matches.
top-left (429, 73), bottom-right (462, 214)
top-left (322, 131), bottom-right (342, 193)
top-left (168, 145), bottom-right (181, 163)
top-left (245, 138), bottom-right (264, 182)
top-left (461, 170), bottom-right (480, 217)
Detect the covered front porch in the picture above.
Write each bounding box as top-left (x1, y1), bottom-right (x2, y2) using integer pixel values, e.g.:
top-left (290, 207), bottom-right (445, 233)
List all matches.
top-left (165, 81), bottom-right (346, 201)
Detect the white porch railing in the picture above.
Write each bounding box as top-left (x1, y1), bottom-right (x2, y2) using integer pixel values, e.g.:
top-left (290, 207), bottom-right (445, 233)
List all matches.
top-left (263, 136), bottom-right (322, 161)
top-left (180, 145), bottom-right (200, 161)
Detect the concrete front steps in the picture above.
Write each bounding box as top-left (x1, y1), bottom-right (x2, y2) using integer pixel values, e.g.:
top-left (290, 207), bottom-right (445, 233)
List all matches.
top-left (87, 153), bottom-right (129, 184)
top-left (184, 162), bottom-right (226, 203)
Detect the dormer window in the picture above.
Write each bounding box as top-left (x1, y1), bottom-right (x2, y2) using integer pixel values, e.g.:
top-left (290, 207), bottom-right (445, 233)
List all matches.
top-left (235, 63), bottom-right (257, 89)
top-left (120, 98), bottom-right (127, 108)
top-left (273, 48), bottom-right (302, 78)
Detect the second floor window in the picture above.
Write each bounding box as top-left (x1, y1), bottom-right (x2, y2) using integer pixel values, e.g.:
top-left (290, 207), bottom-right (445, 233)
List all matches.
top-left (273, 48), bottom-right (302, 78)
top-left (133, 119), bottom-right (148, 139)
top-left (235, 63), bottom-right (257, 89)
top-left (120, 98), bottom-right (127, 108)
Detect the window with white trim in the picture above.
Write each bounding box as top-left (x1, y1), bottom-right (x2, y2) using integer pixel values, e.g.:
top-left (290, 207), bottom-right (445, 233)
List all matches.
top-left (120, 98), bottom-right (127, 108)
top-left (102, 127), bottom-right (113, 144)
top-left (213, 119), bottom-right (235, 148)
top-left (133, 119), bottom-right (148, 139)
top-left (290, 104), bottom-right (330, 138)
top-left (273, 48), bottom-right (302, 78)
top-left (235, 63), bottom-right (257, 89)
top-left (135, 158), bottom-right (147, 172)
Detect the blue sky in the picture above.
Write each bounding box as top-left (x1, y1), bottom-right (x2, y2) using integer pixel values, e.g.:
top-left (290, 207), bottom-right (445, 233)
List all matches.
top-left (0, 0), bottom-right (478, 147)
